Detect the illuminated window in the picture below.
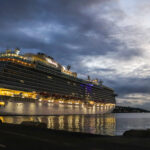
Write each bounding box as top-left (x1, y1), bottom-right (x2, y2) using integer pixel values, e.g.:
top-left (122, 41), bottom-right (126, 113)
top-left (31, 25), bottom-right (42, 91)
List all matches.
top-left (73, 83), bottom-right (76, 86)
top-left (47, 76), bottom-right (52, 79)
top-left (20, 80), bottom-right (24, 83)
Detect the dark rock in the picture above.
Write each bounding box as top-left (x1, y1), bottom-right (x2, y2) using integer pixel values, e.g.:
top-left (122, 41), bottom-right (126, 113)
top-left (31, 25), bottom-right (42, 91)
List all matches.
top-left (21, 121), bottom-right (47, 129)
top-left (123, 129), bottom-right (150, 137)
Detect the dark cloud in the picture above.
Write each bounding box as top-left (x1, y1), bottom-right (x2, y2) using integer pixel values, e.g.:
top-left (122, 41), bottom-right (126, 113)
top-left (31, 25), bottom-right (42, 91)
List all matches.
top-left (0, 0), bottom-right (140, 63)
top-left (106, 77), bottom-right (150, 96)
top-left (0, 0), bottom-right (149, 109)
top-left (0, 0), bottom-right (125, 58)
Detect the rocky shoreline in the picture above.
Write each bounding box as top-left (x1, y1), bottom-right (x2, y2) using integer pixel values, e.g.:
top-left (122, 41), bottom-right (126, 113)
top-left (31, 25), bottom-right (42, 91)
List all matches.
top-left (0, 122), bottom-right (150, 150)
top-left (113, 106), bottom-right (150, 113)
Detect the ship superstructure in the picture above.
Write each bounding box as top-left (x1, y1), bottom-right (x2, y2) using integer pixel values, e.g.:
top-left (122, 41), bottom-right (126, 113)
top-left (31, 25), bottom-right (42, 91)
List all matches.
top-left (0, 49), bottom-right (116, 115)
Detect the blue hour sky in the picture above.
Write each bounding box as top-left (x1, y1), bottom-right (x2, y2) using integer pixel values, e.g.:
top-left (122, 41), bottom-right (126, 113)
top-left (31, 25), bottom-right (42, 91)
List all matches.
top-left (1, 0), bottom-right (150, 109)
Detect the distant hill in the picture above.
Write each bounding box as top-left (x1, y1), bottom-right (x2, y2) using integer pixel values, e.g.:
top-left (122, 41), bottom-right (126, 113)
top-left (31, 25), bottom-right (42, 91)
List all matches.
top-left (113, 106), bottom-right (150, 113)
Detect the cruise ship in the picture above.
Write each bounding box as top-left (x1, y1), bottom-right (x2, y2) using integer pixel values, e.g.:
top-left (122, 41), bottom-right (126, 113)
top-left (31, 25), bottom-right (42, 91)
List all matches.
top-left (0, 49), bottom-right (116, 115)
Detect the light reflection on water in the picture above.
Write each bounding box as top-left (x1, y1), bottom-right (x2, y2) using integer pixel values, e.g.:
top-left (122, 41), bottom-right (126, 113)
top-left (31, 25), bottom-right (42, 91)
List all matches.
top-left (0, 114), bottom-right (116, 135)
top-left (1, 113), bottom-right (150, 135)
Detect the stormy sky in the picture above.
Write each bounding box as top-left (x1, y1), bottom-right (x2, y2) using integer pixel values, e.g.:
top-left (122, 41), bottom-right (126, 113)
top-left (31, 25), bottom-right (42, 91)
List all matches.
top-left (0, 0), bottom-right (150, 109)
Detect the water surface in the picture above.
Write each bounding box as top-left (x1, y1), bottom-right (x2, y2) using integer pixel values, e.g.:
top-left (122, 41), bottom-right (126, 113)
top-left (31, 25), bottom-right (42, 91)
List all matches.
top-left (1, 113), bottom-right (150, 136)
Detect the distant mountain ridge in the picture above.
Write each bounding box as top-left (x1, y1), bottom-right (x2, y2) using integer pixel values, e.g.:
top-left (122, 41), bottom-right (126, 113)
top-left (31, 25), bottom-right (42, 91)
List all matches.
top-left (113, 106), bottom-right (150, 113)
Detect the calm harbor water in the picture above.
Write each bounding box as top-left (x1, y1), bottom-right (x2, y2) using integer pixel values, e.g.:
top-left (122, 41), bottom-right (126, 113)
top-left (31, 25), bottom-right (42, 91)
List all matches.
top-left (0, 113), bottom-right (150, 136)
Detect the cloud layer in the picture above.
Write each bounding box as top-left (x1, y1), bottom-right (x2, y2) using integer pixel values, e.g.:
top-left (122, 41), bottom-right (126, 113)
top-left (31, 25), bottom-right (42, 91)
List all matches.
top-left (1, 0), bottom-right (150, 109)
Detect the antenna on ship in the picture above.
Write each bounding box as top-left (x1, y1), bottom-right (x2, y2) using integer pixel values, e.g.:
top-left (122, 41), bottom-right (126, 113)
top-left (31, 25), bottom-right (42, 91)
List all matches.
top-left (99, 80), bottom-right (103, 86)
top-left (67, 65), bottom-right (71, 71)
top-left (87, 75), bottom-right (91, 81)
top-left (15, 48), bottom-right (20, 55)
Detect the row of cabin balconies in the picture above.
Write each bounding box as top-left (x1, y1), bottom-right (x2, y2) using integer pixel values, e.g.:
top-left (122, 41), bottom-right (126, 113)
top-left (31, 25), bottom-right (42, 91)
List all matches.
top-left (0, 55), bottom-right (31, 63)
top-left (0, 75), bottom-right (114, 102)
top-left (4, 64), bottom-right (84, 91)
top-left (3, 68), bottom-right (84, 95)
top-left (0, 63), bottom-right (115, 101)
top-left (0, 77), bottom-right (115, 102)
top-left (1, 69), bottom-right (115, 101)
top-left (5, 61), bottom-right (114, 93)
top-left (0, 71), bottom-right (85, 98)
top-left (1, 60), bottom-right (114, 94)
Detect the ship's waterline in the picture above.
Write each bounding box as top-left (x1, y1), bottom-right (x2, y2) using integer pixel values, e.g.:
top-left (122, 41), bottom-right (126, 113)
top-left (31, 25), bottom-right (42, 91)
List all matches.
top-left (0, 100), bottom-right (115, 115)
